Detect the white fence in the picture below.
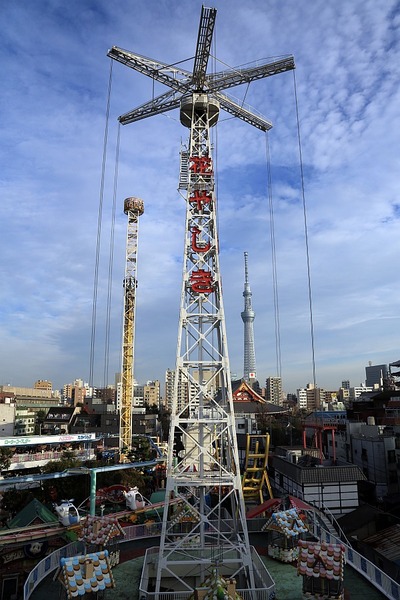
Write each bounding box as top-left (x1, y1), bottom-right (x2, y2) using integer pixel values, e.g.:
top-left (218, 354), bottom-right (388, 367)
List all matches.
top-left (309, 518), bottom-right (399, 600)
top-left (23, 541), bottom-right (85, 599)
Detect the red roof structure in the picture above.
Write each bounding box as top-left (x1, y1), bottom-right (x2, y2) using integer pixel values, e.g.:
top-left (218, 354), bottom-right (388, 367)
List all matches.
top-left (288, 495), bottom-right (314, 511)
top-left (246, 498), bottom-right (281, 519)
top-left (232, 380), bottom-right (287, 414)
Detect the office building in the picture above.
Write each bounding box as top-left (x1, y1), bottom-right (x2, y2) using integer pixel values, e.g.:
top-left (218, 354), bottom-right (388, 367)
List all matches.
top-left (365, 363), bottom-right (388, 389)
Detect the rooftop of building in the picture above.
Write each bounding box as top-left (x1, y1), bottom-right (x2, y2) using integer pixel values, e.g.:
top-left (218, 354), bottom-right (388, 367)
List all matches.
top-left (272, 453), bottom-right (367, 484)
top-left (362, 524), bottom-right (400, 564)
top-left (30, 552), bottom-right (388, 600)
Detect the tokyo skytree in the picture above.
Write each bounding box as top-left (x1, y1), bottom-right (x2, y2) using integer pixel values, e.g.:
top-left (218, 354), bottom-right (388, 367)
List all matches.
top-left (241, 251), bottom-right (257, 381)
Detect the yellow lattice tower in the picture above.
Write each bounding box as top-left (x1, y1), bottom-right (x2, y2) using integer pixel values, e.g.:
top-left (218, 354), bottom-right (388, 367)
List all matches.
top-left (242, 434), bottom-right (273, 504)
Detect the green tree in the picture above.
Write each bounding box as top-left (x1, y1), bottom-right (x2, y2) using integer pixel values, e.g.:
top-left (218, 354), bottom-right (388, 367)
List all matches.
top-left (0, 448), bottom-right (13, 472)
top-left (35, 409), bottom-right (47, 434)
top-left (42, 450), bottom-right (81, 473)
top-left (120, 469), bottom-right (146, 492)
top-left (1, 489), bottom-right (42, 518)
top-left (42, 451), bottom-right (88, 506)
top-left (158, 409), bottom-right (171, 442)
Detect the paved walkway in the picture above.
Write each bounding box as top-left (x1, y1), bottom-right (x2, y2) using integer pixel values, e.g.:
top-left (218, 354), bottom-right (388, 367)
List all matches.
top-left (31, 554), bottom-right (388, 600)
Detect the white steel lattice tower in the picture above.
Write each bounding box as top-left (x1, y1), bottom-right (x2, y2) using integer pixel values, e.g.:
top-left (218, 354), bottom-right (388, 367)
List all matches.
top-left (108, 5), bottom-right (294, 596)
top-left (157, 91), bottom-right (257, 588)
top-left (241, 252), bottom-right (257, 381)
top-left (120, 197), bottom-right (144, 455)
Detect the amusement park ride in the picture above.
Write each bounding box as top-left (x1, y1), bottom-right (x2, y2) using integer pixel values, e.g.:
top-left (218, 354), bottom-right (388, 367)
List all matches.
top-left (54, 486), bottom-right (149, 527)
top-left (108, 4), bottom-right (295, 596)
top-left (120, 196), bottom-right (144, 456)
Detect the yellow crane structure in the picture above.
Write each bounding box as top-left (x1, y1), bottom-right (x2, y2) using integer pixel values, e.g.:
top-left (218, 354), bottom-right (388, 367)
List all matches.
top-left (120, 196), bottom-right (144, 457)
top-left (242, 433), bottom-right (273, 504)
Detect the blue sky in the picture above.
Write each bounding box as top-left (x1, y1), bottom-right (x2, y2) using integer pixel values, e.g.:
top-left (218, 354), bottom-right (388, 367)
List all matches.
top-left (1, 0), bottom-right (399, 395)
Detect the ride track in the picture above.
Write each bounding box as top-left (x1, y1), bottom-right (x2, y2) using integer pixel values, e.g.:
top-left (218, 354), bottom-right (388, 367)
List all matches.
top-left (0, 497), bottom-right (183, 547)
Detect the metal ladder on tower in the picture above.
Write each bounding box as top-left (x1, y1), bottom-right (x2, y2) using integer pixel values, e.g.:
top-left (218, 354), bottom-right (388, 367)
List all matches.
top-left (178, 148), bottom-right (189, 190)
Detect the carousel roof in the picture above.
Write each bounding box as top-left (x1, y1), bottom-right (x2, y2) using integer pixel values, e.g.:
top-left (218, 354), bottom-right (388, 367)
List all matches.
top-left (297, 539), bottom-right (346, 580)
top-left (262, 507), bottom-right (308, 537)
top-left (79, 515), bottom-right (125, 546)
top-left (59, 550), bottom-right (115, 598)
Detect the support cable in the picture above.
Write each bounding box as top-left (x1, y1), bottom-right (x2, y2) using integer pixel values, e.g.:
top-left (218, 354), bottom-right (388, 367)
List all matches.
top-left (89, 59), bottom-right (113, 390)
top-left (210, 25), bottom-right (224, 570)
top-left (103, 123), bottom-right (121, 389)
top-left (211, 24), bottom-right (219, 397)
top-left (264, 132), bottom-right (282, 379)
top-left (293, 70), bottom-right (317, 388)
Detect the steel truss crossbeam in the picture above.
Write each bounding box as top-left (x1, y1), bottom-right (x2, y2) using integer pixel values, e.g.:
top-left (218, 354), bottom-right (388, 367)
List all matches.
top-left (108, 11), bottom-right (294, 129)
top-left (119, 89), bottom-right (183, 125)
top-left (192, 6), bottom-right (217, 89)
top-left (215, 91), bottom-right (273, 131)
top-left (107, 46), bottom-right (192, 90)
top-left (206, 56), bottom-right (295, 91)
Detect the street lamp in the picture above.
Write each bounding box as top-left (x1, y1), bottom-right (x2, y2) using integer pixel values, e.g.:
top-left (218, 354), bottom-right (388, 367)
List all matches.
top-left (286, 420), bottom-right (293, 446)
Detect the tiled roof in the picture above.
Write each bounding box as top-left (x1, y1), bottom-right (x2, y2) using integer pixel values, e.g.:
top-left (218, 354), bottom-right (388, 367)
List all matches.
top-left (273, 456), bottom-right (367, 484)
top-left (362, 524), bottom-right (400, 562)
top-left (297, 540), bottom-right (345, 580)
top-left (232, 380), bottom-right (266, 403)
top-left (336, 503), bottom-right (381, 534)
top-left (232, 380), bottom-right (287, 414)
top-left (60, 550), bottom-right (115, 598)
top-left (262, 508), bottom-right (308, 537)
top-left (301, 465), bottom-right (367, 484)
top-left (79, 515), bottom-right (125, 546)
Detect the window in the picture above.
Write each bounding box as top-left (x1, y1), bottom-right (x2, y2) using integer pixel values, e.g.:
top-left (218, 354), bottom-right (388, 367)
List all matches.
top-left (2, 575), bottom-right (18, 600)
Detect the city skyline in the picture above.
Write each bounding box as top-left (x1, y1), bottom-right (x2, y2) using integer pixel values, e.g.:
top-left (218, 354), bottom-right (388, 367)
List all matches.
top-left (1, 1), bottom-right (399, 394)
top-left (0, 361), bottom-right (386, 399)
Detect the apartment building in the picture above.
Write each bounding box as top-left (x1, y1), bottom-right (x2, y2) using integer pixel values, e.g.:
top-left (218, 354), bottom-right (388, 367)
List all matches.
top-left (266, 377), bottom-right (283, 406)
top-left (144, 380), bottom-right (160, 408)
